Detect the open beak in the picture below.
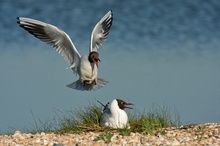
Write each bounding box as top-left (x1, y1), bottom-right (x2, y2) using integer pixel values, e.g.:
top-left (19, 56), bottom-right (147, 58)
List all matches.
top-left (124, 102), bottom-right (134, 109)
top-left (93, 58), bottom-right (101, 67)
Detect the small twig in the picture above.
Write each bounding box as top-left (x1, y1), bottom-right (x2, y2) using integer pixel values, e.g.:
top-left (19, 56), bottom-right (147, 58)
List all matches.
top-left (94, 98), bottom-right (105, 107)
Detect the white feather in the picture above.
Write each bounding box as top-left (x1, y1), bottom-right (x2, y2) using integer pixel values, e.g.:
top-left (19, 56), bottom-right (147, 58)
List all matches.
top-left (17, 10), bottom-right (113, 91)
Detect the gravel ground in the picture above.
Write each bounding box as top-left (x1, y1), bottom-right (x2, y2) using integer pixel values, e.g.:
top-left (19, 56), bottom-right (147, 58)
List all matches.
top-left (0, 123), bottom-right (220, 146)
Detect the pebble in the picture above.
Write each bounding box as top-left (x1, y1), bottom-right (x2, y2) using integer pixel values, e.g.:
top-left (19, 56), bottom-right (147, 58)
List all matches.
top-left (0, 123), bottom-right (220, 145)
top-left (140, 137), bottom-right (148, 144)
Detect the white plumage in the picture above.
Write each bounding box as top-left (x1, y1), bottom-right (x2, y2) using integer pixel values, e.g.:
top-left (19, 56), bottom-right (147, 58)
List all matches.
top-left (99, 99), bottom-right (134, 129)
top-left (17, 10), bottom-right (113, 91)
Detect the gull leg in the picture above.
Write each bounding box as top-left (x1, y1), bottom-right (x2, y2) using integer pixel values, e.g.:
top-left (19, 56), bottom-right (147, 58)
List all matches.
top-left (93, 80), bottom-right (97, 85)
top-left (83, 80), bottom-right (90, 86)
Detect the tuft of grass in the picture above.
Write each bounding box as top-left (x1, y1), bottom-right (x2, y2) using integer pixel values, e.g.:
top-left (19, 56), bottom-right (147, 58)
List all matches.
top-left (93, 132), bottom-right (114, 141)
top-left (26, 102), bottom-right (181, 137)
top-left (56, 103), bottom-right (103, 133)
top-left (195, 125), bottom-right (205, 142)
top-left (24, 109), bottom-right (59, 134)
top-left (129, 103), bottom-right (181, 135)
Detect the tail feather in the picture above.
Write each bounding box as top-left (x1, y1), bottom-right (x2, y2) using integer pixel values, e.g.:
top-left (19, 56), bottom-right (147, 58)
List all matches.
top-left (67, 78), bottom-right (109, 91)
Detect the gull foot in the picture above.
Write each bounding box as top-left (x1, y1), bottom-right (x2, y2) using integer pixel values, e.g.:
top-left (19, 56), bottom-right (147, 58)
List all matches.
top-left (83, 80), bottom-right (97, 86)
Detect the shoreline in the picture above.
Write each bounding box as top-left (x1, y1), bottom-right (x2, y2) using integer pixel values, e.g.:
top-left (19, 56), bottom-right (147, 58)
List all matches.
top-left (0, 123), bottom-right (219, 145)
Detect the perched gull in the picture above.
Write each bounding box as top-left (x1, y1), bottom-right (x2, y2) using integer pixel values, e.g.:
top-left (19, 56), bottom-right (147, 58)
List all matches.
top-left (99, 99), bottom-right (134, 129)
top-left (17, 10), bottom-right (113, 91)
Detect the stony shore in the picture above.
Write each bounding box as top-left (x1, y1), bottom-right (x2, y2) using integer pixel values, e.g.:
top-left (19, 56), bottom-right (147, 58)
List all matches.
top-left (0, 123), bottom-right (220, 146)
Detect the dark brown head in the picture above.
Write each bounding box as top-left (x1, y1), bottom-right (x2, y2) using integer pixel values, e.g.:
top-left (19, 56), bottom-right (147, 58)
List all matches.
top-left (88, 52), bottom-right (101, 67)
top-left (116, 99), bottom-right (134, 110)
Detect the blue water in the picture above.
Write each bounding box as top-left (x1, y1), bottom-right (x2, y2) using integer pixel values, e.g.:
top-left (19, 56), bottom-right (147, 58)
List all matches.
top-left (1, 0), bottom-right (220, 134)
top-left (2, 0), bottom-right (220, 50)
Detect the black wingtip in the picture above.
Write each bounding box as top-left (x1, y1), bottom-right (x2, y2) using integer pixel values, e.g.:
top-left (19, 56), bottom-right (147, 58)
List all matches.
top-left (17, 17), bottom-right (21, 24)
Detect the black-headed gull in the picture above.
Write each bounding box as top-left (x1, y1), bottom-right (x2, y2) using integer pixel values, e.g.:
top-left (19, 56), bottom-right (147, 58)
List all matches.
top-left (17, 10), bottom-right (113, 91)
top-left (99, 99), bottom-right (134, 129)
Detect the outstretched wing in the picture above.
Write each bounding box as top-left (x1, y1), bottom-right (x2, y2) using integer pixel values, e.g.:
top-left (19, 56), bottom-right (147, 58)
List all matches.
top-left (90, 10), bottom-right (113, 52)
top-left (17, 17), bottom-right (81, 73)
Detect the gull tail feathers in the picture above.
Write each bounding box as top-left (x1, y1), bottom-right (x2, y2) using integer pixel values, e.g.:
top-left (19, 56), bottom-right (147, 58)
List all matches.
top-left (66, 78), bottom-right (109, 91)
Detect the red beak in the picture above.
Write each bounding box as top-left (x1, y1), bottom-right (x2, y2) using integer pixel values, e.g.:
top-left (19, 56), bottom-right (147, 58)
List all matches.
top-left (93, 58), bottom-right (101, 67)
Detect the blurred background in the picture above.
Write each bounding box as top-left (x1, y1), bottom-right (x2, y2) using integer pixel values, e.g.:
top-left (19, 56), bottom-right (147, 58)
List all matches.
top-left (0, 0), bottom-right (220, 134)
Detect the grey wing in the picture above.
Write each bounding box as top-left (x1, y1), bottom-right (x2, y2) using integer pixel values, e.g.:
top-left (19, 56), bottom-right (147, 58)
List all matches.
top-left (17, 17), bottom-right (81, 74)
top-left (90, 10), bottom-right (113, 52)
top-left (99, 108), bottom-right (111, 127)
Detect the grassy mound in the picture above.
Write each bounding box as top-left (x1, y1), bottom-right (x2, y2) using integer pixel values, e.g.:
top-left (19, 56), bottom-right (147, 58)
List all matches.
top-left (28, 102), bottom-right (181, 136)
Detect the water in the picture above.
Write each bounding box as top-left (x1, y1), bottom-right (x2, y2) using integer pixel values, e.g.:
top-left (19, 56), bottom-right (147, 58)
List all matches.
top-left (0, 0), bottom-right (220, 134)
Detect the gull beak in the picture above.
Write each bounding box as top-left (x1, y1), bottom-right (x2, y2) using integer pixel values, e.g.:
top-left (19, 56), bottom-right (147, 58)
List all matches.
top-left (93, 58), bottom-right (101, 67)
top-left (124, 102), bottom-right (134, 109)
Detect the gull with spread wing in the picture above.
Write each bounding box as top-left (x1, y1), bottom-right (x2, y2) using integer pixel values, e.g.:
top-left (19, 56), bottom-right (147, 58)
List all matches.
top-left (17, 10), bottom-right (113, 91)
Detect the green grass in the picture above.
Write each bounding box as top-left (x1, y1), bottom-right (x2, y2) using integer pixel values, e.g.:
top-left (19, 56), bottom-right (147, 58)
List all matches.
top-left (93, 132), bottom-right (114, 142)
top-left (129, 103), bottom-right (181, 135)
top-left (26, 102), bottom-right (181, 137)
